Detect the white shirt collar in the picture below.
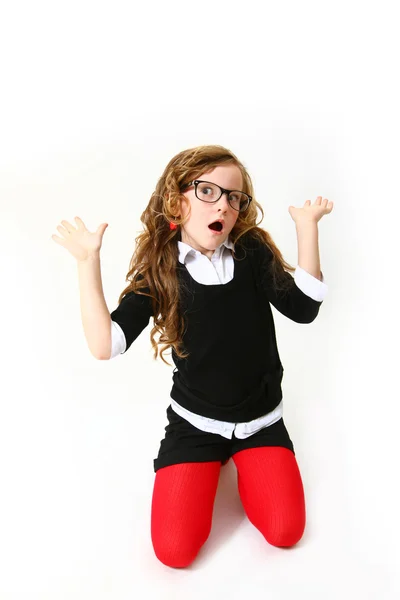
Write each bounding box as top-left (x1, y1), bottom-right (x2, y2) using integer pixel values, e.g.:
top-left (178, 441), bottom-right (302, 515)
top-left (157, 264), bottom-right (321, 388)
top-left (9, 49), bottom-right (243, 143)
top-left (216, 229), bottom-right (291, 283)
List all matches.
top-left (177, 236), bottom-right (235, 264)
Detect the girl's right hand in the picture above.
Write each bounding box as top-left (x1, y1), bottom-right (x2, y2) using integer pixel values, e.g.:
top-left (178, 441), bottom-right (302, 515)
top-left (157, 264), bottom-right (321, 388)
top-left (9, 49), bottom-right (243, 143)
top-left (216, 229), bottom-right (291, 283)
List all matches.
top-left (51, 217), bottom-right (108, 262)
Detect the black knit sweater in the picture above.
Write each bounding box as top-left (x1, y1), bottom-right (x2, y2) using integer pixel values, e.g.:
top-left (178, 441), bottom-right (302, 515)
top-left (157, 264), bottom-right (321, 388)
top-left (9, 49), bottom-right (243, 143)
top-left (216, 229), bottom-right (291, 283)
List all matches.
top-left (110, 234), bottom-right (323, 422)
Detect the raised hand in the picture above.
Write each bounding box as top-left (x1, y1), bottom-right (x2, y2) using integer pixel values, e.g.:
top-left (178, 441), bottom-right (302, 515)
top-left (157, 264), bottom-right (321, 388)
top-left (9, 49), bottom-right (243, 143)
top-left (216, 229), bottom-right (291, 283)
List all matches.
top-left (51, 216), bottom-right (108, 262)
top-left (288, 196), bottom-right (334, 225)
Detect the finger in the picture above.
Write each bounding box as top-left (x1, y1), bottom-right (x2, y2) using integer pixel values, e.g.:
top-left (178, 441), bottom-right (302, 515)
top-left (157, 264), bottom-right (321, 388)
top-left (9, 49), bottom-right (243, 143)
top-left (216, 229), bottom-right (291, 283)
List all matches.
top-left (51, 234), bottom-right (65, 244)
top-left (61, 220), bottom-right (76, 232)
top-left (97, 223), bottom-right (108, 234)
top-left (56, 225), bottom-right (70, 238)
top-left (74, 216), bottom-right (86, 230)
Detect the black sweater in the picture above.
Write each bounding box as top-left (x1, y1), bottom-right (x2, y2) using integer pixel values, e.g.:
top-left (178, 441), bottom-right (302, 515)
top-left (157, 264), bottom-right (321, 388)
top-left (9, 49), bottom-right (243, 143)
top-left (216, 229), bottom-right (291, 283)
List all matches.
top-left (110, 234), bottom-right (323, 422)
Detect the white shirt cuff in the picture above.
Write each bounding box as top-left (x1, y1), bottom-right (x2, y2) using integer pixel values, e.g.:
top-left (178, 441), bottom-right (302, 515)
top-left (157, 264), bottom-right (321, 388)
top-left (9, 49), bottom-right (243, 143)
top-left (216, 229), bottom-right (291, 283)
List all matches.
top-left (110, 321), bottom-right (127, 357)
top-left (294, 265), bottom-right (328, 302)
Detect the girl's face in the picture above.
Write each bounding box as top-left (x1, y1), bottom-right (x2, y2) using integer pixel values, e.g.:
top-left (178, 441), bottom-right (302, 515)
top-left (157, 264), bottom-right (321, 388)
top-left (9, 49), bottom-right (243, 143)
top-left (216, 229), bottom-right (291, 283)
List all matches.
top-left (179, 164), bottom-right (243, 260)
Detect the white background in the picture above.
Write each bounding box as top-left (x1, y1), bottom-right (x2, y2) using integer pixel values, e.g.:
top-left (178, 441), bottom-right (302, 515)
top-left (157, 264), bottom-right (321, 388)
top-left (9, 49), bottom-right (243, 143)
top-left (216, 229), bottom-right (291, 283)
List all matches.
top-left (1, 0), bottom-right (399, 598)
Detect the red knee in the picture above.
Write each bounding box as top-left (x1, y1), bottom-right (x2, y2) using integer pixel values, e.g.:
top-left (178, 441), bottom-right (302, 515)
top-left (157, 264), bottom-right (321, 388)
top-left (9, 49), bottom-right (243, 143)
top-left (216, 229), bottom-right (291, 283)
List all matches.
top-left (152, 531), bottom-right (208, 568)
top-left (151, 461), bottom-right (220, 568)
top-left (262, 514), bottom-right (306, 548)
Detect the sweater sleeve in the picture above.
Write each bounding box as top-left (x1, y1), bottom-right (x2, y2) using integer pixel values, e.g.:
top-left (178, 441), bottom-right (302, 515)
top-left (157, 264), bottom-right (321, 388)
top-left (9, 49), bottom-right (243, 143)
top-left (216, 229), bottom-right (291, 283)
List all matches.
top-left (256, 240), bottom-right (324, 324)
top-left (110, 288), bottom-right (153, 353)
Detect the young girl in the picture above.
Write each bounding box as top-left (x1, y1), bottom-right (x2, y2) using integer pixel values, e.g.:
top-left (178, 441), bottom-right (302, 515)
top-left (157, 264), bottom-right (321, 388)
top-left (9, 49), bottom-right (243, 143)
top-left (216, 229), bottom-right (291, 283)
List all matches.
top-left (52, 144), bottom-right (333, 569)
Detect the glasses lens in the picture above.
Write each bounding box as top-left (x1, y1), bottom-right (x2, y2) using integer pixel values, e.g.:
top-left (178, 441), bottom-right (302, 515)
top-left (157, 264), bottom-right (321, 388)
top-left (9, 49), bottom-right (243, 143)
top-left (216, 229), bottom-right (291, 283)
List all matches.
top-left (229, 192), bottom-right (250, 212)
top-left (196, 182), bottom-right (249, 211)
top-left (196, 182), bottom-right (220, 202)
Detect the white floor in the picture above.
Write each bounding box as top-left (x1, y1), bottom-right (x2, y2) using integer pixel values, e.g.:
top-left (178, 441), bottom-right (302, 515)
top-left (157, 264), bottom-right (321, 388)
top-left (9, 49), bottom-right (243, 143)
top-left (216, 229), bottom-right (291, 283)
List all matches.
top-left (1, 394), bottom-right (398, 600)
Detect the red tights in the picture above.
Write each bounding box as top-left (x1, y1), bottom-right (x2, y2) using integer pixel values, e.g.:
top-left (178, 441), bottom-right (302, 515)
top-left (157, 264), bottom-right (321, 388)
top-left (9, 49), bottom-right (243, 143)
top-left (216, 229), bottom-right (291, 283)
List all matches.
top-left (151, 446), bottom-right (306, 568)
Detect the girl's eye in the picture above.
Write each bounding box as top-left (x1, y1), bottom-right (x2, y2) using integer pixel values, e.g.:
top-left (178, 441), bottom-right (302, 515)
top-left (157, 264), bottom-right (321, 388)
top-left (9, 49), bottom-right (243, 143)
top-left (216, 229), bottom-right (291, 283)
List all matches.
top-left (199, 185), bottom-right (215, 197)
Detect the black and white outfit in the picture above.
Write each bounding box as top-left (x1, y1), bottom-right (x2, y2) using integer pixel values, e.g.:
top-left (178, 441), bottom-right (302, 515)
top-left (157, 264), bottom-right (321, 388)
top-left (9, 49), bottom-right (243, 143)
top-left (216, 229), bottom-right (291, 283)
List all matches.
top-left (110, 233), bottom-right (328, 472)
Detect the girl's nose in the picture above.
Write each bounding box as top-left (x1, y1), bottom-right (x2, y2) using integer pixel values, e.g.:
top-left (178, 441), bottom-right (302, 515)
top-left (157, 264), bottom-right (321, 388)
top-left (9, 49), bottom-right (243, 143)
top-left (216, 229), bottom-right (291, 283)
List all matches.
top-left (218, 192), bottom-right (231, 209)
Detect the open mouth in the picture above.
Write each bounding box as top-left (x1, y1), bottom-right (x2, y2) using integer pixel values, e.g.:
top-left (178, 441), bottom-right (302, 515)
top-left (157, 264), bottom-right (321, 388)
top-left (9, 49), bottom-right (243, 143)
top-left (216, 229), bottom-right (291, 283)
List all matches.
top-left (208, 221), bottom-right (224, 232)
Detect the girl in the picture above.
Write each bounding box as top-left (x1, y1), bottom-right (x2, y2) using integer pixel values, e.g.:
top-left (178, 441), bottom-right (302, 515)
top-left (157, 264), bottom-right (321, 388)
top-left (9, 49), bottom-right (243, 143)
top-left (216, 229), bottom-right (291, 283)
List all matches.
top-left (52, 144), bottom-right (333, 569)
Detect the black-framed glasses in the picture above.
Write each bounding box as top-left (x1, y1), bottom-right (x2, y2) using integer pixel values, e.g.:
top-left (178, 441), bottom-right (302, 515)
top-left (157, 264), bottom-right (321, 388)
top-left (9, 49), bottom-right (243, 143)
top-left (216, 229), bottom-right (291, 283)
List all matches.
top-left (181, 180), bottom-right (252, 212)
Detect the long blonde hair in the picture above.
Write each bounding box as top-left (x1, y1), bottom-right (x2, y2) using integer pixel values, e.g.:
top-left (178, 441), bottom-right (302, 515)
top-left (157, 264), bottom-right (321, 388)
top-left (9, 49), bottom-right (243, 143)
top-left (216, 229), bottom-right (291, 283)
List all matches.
top-left (118, 145), bottom-right (295, 366)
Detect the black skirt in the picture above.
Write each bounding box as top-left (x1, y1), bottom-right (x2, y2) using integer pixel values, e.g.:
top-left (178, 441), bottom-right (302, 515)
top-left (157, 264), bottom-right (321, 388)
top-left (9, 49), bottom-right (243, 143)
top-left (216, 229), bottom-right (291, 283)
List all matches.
top-left (153, 404), bottom-right (295, 472)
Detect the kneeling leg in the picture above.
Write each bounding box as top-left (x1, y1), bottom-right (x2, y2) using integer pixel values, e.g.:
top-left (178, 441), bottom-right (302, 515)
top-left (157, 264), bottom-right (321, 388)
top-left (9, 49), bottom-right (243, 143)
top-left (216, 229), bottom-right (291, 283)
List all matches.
top-left (232, 446), bottom-right (306, 547)
top-left (151, 461), bottom-right (221, 567)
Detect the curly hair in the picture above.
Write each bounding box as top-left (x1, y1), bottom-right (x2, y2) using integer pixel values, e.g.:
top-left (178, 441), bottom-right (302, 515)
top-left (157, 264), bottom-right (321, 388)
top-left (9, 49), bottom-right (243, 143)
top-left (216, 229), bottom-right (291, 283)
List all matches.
top-left (117, 144), bottom-right (295, 366)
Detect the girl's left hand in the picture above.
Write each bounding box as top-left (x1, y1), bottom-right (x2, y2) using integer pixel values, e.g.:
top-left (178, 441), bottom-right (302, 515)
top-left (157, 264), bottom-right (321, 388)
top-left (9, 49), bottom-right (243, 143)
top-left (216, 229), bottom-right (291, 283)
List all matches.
top-left (288, 196), bottom-right (334, 225)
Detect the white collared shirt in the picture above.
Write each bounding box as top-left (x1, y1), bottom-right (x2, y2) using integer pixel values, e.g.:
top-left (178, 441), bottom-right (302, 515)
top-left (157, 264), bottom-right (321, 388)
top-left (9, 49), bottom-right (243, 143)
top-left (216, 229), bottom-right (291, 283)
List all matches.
top-left (110, 236), bottom-right (328, 438)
